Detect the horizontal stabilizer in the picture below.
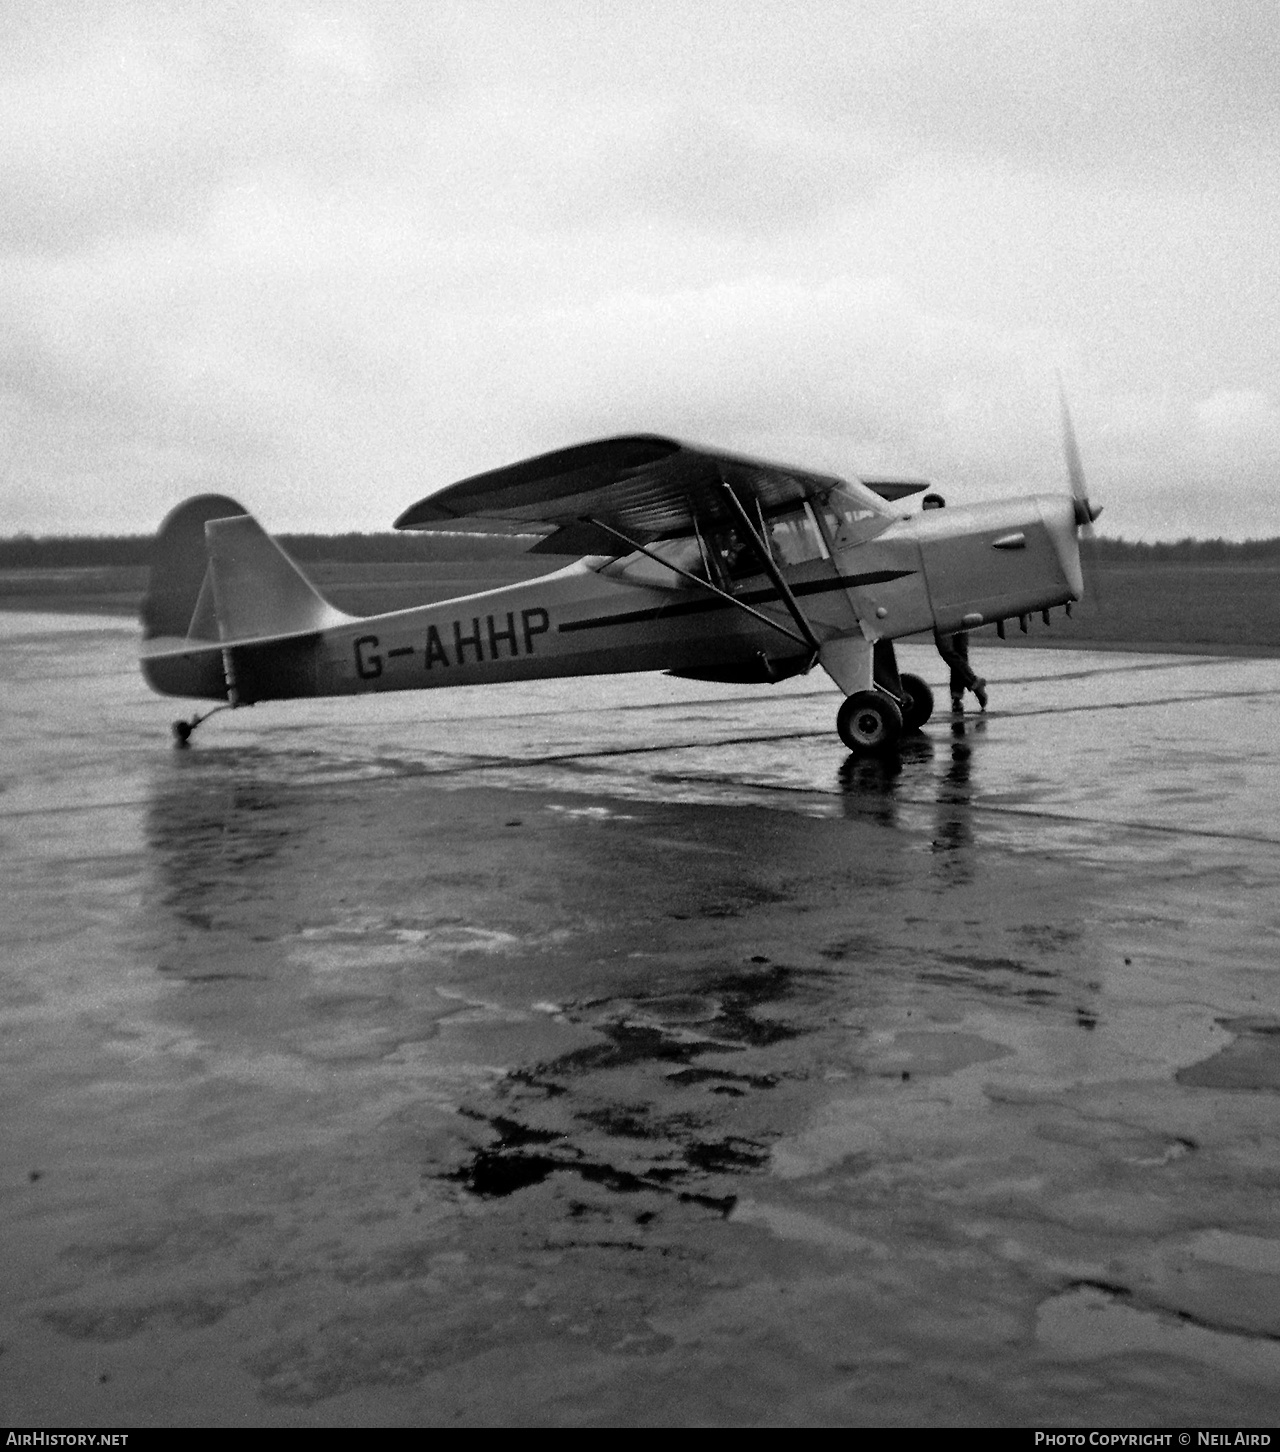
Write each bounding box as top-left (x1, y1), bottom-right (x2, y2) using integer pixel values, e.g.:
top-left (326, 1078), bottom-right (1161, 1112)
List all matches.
top-left (206, 514), bottom-right (352, 642)
top-left (141, 621), bottom-right (335, 662)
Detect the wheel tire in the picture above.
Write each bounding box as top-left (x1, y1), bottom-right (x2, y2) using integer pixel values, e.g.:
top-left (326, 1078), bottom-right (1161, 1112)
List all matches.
top-left (836, 691), bottom-right (903, 753)
top-left (899, 673), bottom-right (935, 732)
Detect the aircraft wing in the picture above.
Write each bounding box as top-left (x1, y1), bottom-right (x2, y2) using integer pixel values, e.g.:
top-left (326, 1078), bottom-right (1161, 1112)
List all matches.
top-left (394, 434), bottom-right (925, 555)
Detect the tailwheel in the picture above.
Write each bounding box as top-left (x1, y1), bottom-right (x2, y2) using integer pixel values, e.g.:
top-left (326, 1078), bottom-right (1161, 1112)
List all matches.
top-left (170, 702), bottom-right (233, 747)
top-left (836, 691), bottom-right (903, 754)
top-left (898, 673), bottom-right (935, 733)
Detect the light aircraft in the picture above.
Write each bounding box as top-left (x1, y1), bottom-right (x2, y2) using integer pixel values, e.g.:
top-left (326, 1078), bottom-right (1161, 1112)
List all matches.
top-left (141, 404), bottom-right (1098, 752)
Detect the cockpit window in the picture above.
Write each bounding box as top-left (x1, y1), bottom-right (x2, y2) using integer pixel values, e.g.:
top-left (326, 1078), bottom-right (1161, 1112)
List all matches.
top-left (600, 536), bottom-right (708, 589)
top-left (767, 504), bottom-right (829, 566)
top-left (704, 527), bottom-right (764, 582)
top-left (598, 484), bottom-right (890, 590)
top-left (821, 482), bottom-right (896, 549)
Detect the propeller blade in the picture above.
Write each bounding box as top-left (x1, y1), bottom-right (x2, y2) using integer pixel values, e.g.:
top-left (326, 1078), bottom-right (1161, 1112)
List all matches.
top-left (1057, 376), bottom-right (1100, 532)
top-left (1057, 376), bottom-right (1103, 606)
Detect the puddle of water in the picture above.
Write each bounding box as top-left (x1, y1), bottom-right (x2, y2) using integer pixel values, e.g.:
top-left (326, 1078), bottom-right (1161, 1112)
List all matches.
top-left (286, 922), bottom-right (545, 975)
top-left (730, 1197), bottom-right (886, 1257)
top-left (441, 964), bottom-right (817, 1210)
top-left (1177, 1018), bottom-right (1280, 1091)
top-left (1037, 1285), bottom-right (1280, 1384)
top-left (1188, 1230), bottom-right (1280, 1276)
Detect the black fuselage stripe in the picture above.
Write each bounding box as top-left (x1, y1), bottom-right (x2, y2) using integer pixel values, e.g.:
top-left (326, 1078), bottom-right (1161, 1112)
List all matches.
top-left (557, 570), bottom-right (913, 634)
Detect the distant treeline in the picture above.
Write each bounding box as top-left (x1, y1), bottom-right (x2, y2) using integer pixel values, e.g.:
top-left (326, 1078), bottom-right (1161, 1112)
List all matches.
top-left (1, 531), bottom-right (1279, 569)
top-left (1090, 537), bottom-right (1280, 563)
top-left (0, 530), bottom-right (542, 568)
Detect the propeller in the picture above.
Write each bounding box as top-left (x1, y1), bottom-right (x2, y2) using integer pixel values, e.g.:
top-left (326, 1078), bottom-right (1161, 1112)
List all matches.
top-left (1058, 376), bottom-right (1101, 535)
top-left (1057, 376), bottom-right (1101, 608)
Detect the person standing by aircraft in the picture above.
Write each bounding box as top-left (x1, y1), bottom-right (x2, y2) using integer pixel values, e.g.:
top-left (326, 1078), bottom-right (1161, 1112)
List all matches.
top-left (921, 492), bottom-right (988, 714)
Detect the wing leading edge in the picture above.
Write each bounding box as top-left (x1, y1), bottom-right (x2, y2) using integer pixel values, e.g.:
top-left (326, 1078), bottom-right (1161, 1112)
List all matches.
top-left (395, 434), bottom-right (928, 554)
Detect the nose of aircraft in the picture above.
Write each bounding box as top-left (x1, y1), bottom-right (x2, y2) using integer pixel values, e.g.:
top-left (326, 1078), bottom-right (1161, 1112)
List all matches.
top-left (902, 493), bottom-right (1085, 633)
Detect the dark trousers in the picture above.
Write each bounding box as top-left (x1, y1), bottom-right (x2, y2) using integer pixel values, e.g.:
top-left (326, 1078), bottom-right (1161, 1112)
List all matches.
top-left (934, 629), bottom-right (979, 696)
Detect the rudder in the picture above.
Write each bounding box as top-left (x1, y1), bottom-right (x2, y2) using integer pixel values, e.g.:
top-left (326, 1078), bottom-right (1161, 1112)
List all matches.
top-left (140, 494), bottom-right (250, 642)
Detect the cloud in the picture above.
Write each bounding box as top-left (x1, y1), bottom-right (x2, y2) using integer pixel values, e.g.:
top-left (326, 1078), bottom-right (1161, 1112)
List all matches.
top-left (831, 0), bottom-right (1280, 178)
top-left (0, 2), bottom-right (1276, 540)
top-left (1197, 388), bottom-right (1280, 438)
top-left (0, 3), bottom-right (432, 254)
top-left (587, 106), bottom-right (887, 232)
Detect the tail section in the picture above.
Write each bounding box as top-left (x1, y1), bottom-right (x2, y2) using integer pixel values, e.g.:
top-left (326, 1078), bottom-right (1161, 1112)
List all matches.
top-left (140, 494), bottom-right (352, 701)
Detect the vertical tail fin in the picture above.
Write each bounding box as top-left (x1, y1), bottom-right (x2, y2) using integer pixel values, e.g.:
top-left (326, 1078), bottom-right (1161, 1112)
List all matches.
top-left (204, 513), bottom-right (350, 641)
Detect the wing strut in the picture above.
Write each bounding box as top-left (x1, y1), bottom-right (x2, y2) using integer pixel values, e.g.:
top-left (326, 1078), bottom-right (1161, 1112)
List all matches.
top-left (718, 480), bottom-right (823, 654)
top-left (581, 515), bottom-right (813, 649)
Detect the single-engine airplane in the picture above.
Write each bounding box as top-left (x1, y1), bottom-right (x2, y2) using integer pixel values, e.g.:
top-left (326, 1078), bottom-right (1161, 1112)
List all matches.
top-left (141, 402), bottom-right (1098, 752)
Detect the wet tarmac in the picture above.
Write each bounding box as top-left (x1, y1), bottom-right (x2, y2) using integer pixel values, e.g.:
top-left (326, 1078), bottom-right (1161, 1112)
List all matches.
top-left (2, 612), bottom-right (1280, 1426)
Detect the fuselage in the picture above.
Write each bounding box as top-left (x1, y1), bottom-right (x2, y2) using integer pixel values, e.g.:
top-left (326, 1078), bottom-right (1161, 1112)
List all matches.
top-left (142, 491), bottom-right (1083, 704)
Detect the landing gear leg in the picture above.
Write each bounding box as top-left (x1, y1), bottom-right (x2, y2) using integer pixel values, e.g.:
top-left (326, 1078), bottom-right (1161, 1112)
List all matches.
top-left (869, 640), bottom-right (934, 733)
top-left (898, 673), bottom-right (935, 732)
top-left (172, 648), bottom-right (242, 747)
top-left (873, 638), bottom-right (935, 731)
top-left (821, 635), bottom-right (906, 753)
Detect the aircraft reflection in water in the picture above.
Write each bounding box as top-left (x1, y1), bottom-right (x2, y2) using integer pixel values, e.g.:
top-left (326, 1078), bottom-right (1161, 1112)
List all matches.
top-left (139, 401), bottom-right (1099, 756)
top-left (142, 708), bottom-right (1099, 1169)
top-left (138, 731), bottom-right (1094, 1229)
top-left (835, 718), bottom-right (1102, 1030)
top-left (143, 751), bottom-right (304, 983)
top-left (934, 718), bottom-right (983, 869)
top-left (135, 749), bottom-right (863, 1222)
top-left (838, 718), bottom-right (983, 877)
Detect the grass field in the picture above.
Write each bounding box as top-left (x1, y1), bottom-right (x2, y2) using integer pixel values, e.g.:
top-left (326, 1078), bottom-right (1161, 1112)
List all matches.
top-left (2, 558), bottom-right (1277, 655)
top-left (957, 561), bottom-right (1280, 655)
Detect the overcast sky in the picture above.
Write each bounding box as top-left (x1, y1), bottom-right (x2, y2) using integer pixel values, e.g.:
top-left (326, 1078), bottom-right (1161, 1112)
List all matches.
top-left (1, 0), bottom-right (1277, 539)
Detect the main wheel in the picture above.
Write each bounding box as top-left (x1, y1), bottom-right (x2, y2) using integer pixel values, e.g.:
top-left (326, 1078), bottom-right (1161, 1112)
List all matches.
top-left (899, 673), bottom-right (935, 733)
top-left (836, 691), bottom-right (903, 753)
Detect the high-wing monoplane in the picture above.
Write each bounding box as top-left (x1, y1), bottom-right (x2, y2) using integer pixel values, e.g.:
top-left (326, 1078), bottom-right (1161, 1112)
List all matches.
top-left (141, 411), bottom-right (1098, 752)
